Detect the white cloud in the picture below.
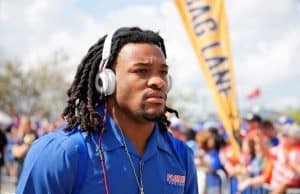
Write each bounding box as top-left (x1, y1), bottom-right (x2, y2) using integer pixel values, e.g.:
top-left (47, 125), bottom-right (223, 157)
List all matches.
top-left (0, 0), bottom-right (299, 112)
top-left (226, 0), bottom-right (300, 85)
top-left (265, 95), bottom-right (300, 111)
top-left (225, 0), bottom-right (300, 109)
top-left (0, 0), bottom-right (103, 70)
top-left (238, 28), bottom-right (300, 86)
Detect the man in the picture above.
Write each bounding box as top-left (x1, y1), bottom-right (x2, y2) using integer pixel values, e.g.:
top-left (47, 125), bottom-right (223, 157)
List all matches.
top-left (243, 113), bottom-right (262, 140)
top-left (16, 27), bottom-right (198, 194)
top-left (260, 120), bottom-right (279, 147)
top-left (240, 113), bottom-right (262, 167)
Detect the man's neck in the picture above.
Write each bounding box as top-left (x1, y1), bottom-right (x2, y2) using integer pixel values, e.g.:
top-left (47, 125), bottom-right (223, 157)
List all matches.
top-left (108, 104), bottom-right (155, 156)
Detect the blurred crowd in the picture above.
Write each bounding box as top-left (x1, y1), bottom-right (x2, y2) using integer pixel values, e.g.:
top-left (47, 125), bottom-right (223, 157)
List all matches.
top-left (0, 105), bottom-right (299, 194)
top-left (167, 114), bottom-right (300, 194)
top-left (0, 105), bottom-right (65, 185)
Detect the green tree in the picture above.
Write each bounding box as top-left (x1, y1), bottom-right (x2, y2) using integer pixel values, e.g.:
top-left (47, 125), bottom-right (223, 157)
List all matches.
top-left (0, 51), bottom-right (71, 121)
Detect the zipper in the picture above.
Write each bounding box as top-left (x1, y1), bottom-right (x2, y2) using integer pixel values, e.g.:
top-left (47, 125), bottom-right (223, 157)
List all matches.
top-left (139, 160), bottom-right (144, 194)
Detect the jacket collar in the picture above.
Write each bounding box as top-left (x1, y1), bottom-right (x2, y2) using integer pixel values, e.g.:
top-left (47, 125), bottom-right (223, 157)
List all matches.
top-left (95, 105), bottom-right (174, 160)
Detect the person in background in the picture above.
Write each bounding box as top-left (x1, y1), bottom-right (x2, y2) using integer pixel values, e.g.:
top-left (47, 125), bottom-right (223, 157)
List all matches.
top-left (260, 120), bottom-right (279, 147)
top-left (4, 124), bottom-right (18, 177)
top-left (184, 128), bottom-right (198, 154)
top-left (243, 113), bottom-right (262, 140)
top-left (12, 116), bottom-right (37, 182)
top-left (0, 125), bottom-right (7, 190)
top-left (196, 127), bottom-right (226, 194)
top-left (168, 117), bottom-right (186, 141)
top-left (252, 120), bottom-right (279, 161)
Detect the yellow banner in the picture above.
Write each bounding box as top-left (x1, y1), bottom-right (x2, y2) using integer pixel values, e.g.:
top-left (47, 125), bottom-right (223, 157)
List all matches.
top-left (174, 0), bottom-right (240, 153)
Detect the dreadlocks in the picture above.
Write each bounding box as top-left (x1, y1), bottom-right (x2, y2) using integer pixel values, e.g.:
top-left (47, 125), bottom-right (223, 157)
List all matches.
top-left (62, 27), bottom-right (178, 132)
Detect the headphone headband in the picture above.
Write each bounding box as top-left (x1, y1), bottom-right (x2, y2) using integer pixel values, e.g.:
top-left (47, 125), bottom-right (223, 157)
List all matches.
top-left (99, 31), bottom-right (115, 71)
top-left (96, 30), bottom-right (117, 96)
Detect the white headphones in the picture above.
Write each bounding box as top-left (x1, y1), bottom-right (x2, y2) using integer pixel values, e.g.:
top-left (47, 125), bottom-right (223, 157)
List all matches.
top-left (94, 32), bottom-right (116, 96)
top-left (95, 30), bottom-right (172, 96)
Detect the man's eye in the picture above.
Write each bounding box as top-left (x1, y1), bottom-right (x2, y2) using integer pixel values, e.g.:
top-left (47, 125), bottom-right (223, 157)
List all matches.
top-left (161, 70), bottom-right (168, 75)
top-left (135, 69), bottom-right (148, 75)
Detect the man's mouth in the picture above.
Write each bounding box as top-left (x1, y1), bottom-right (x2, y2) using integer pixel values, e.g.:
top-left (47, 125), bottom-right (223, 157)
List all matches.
top-left (144, 92), bottom-right (166, 104)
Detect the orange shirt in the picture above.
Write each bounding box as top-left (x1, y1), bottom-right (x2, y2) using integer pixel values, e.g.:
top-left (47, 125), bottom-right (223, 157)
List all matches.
top-left (221, 145), bottom-right (239, 166)
top-left (263, 145), bottom-right (300, 188)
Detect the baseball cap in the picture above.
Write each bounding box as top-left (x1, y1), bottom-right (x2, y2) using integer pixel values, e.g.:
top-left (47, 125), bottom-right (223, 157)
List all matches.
top-left (275, 116), bottom-right (294, 126)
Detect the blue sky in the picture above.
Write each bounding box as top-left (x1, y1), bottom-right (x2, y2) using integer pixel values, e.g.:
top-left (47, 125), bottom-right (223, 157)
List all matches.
top-left (74, 0), bottom-right (162, 16)
top-left (0, 0), bottom-right (300, 117)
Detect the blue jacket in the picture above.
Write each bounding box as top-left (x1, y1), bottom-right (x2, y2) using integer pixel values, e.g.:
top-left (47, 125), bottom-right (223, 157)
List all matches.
top-left (17, 112), bottom-right (198, 194)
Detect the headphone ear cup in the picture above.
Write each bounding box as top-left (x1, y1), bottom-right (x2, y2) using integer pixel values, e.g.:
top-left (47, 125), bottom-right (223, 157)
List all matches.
top-left (95, 69), bottom-right (116, 96)
top-left (167, 75), bottom-right (172, 93)
top-left (95, 73), bottom-right (104, 94)
top-left (105, 69), bottom-right (116, 95)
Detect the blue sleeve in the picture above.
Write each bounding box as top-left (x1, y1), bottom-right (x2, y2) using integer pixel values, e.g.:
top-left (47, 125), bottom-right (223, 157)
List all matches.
top-left (16, 136), bottom-right (79, 194)
top-left (209, 152), bottom-right (223, 171)
top-left (184, 146), bottom-right (199, 194)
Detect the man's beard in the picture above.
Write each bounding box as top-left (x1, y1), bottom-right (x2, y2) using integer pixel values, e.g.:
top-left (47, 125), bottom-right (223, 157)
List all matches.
top-left (139, 104), bottom-right (165, 121)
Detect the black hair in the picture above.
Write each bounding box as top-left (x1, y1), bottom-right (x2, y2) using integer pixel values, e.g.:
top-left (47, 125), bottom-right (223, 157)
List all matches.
top-left (184, 128), bottom-right (196, 141)
top-left (208, 127), bottom-right (226, 150)
top-left (260, 119), bottom-right (274, 130)
top-left (62, 27), bottom-right (178, 132)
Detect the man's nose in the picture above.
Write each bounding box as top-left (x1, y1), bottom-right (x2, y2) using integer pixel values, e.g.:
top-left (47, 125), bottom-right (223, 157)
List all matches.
top-left (147, 75), bottom-right (167, 91)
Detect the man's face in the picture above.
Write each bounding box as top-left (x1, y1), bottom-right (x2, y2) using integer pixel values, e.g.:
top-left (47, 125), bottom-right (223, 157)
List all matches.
top-left (247, 121), bottom-right (260, 131)
top-left (112, 43), bottom-right (168, 122)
